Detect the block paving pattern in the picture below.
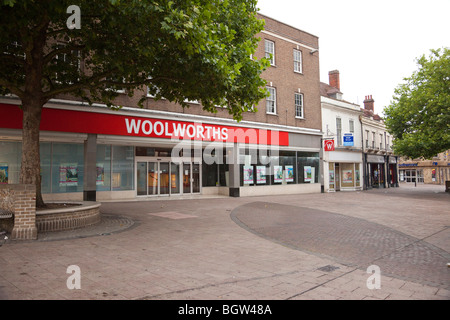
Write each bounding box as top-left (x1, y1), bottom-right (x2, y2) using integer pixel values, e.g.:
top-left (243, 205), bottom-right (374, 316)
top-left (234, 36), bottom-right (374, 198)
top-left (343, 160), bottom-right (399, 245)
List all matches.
top-left (0, 184), bottom-right (449, 300)
top-left (231, 201), bottom-right (450, 290)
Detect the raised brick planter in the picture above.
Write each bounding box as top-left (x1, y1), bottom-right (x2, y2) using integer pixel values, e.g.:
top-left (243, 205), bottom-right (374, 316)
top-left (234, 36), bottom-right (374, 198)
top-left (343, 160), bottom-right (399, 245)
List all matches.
top-left (0, 184), bottom-right (37, 240)
top-left (1, 184), bottom-right (101, 238)
top-left (36, 202), bottom-right (101, 232)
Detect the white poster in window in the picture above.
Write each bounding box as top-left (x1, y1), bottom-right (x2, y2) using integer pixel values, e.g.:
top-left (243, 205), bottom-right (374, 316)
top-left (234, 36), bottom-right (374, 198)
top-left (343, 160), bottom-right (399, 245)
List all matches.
top-left (59, 163), bottom-right (78, 186)
top-left (343, 170), bottom-right (353, 183)
top-left (304, 166), bottom-right (312, 182)
top-left (274, 165), bottom-right (283, 183)
top-left (256, 166), bottom-right (266, 184)
top-left (96, 163), bottom-right (104, 186)
top-left (0, 163), bottom-right (8, 184)
top-left (285, 165), bottom-right (294, 182)
top-left (243, 166), bottom-right (254, 184)
top-left (329, 170), bottom-right (335, 183)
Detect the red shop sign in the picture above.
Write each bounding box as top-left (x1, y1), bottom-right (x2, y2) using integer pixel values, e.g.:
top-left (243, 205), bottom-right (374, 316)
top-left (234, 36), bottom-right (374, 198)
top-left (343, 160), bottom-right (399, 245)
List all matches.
top-left (324, 139), bottom-right (335, 151)
top-left (0, 103), bottom-right (289, 146)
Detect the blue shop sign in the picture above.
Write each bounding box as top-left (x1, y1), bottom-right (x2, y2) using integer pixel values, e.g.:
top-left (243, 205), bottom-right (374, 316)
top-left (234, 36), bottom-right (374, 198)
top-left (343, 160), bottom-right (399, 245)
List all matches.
top-left (343, 133), bottom-right (354, 146)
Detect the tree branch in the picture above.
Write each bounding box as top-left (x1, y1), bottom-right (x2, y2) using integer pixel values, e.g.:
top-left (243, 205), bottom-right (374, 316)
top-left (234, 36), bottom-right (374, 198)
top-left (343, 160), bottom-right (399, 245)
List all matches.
top-left (43, 42), bottom-right (86, 65)
top-left (42, 70), bottom-right (114, 99)
top-left (0, 78), bottom-right (24, 98)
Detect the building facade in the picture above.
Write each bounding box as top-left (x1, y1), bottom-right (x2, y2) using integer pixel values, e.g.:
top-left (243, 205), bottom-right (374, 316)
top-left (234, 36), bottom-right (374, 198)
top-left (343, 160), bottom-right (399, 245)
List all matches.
top-left (399, 150), bottom-right (450, 185)
top-left (360, 96), bottom-right (399, 189)
top-left (321, 71), bottom-right (364, 192)
top-left (0, 14), bottom-right (323, 201)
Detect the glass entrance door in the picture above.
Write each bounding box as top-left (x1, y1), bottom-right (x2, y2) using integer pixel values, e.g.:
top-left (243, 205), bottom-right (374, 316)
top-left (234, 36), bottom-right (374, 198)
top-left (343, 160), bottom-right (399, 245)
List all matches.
top-left (137, 160), bottom-right (170, 196)
top-left (148, 161), bottom-right (158, 195)
top-left (182, 162), bottom-right (201, 194)
top-left (183, 163), bottom-right (191, 194)
top-left (159, 162), bottom-right (169, 195)
top-left (192, 163), bottom-right (200, 193)
top-left (137, 159), bottom-right (199, 196)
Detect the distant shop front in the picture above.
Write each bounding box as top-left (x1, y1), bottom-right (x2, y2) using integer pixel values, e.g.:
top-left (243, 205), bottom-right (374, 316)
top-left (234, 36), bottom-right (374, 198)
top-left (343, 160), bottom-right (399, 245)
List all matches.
top-left (399, 162), bottom-right (450, 185)
top-left (364, 154), bottom-right (399, 189)
top-left (322, 140), bottom-right (363, 192)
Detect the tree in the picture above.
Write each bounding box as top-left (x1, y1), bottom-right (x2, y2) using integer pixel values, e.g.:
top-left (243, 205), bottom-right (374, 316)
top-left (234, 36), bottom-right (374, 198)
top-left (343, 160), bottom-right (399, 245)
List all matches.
top-left (383, 48), bottom-right (450, 159)
top-left (0, 0), bottom-right (269, 207)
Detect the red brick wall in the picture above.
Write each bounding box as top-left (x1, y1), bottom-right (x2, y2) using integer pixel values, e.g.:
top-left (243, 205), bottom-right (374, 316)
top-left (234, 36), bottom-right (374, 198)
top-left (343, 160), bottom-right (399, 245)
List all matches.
top-left (0, 184), bottom-right (37, 240)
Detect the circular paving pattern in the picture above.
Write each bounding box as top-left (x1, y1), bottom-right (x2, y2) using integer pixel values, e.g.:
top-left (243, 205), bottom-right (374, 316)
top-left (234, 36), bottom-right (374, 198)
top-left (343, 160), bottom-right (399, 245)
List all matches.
top-left (231, 201), bottom-right (450, 290)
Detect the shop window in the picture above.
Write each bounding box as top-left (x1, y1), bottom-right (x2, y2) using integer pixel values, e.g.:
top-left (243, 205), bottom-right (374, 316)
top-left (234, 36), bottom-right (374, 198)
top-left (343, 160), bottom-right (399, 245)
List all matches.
top-left (202, 147), bottom-right (227, 187)
top-left (240, 148), bottom-right (272, 187)
top-left (356, 164), bottom-right (361, 187)
top-left (276, 151), bottom-right (296, 185)
top-left (240, 148), bottom-right (258, 186)
top-left (328, 162), bottom-right (335, 191)
top-left (96, 145), bottom-right (112, 191)
top-left (202, 162), bottom-right (218, 187)
top-left (340, 163), bottom-right (354, 188)
top-left (40, 142), bottom-right (52, 194)
top-left (297, 152), bottom-right (319, 184)
top-left (0, 141), bottom-right (22, 185)
top-left (218, 163), bottom-right (229, 187)
top-left (51, 143), bottom-right (84, 193)
top-left (112, 146), bottom-right (134, 190)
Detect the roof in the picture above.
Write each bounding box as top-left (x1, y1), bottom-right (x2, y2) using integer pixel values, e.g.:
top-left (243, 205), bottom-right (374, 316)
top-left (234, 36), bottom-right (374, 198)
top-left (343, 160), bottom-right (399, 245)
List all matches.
top-left (361, 108), bottom-right (383, 121)
top-left (320, 82), bottom-right (342, 97)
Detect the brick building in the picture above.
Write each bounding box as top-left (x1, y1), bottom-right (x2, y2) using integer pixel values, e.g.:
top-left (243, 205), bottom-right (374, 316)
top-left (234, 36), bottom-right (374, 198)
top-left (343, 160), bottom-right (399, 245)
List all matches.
top-left (321, 70), bottom-right (364, 192)
top-left (360, 96), bottom-right (399, 189)
top-left (0, 14), bottom-right (323, 200)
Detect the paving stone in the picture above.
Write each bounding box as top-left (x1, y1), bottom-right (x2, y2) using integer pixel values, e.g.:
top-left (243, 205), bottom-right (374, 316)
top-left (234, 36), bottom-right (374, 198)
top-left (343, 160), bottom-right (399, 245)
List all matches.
top-left (0, 184), bottom-right (448, 300)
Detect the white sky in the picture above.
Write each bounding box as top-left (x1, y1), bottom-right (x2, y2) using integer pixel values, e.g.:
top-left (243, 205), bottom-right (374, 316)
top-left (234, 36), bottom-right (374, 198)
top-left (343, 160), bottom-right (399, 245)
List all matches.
top-left (256, 0), bottom-right (450, 115)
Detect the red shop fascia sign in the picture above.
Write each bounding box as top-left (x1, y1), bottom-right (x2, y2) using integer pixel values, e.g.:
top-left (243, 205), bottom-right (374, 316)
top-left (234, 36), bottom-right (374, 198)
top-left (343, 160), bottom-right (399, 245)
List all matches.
top-left (0, 103), bottom-right (289, 146)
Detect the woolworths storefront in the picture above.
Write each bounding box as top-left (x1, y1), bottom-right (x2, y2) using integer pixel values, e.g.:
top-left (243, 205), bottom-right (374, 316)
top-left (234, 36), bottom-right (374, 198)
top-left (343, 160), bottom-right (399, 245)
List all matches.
top-left (0, 99), bottom-right (322, 200)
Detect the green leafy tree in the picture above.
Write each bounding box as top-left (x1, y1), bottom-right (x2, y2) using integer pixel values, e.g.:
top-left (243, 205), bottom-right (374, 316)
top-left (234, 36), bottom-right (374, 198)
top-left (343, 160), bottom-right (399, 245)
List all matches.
top-left (384, 48), bottom-right (450, 159)
top-left (0, 0), bottom-right (269, 207)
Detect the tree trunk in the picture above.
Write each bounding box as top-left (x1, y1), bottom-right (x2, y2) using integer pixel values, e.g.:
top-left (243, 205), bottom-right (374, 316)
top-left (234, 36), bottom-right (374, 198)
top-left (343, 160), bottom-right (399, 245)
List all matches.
top-left (20, 99), bottom-right (45, 208)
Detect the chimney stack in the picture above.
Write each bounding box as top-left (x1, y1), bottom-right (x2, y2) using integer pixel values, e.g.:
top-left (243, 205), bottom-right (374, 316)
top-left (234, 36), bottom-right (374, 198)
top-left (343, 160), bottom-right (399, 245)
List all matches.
top-left (363, 95), bottom-right (374, 112)
top-left (328, 70), bottom-right (340, 91)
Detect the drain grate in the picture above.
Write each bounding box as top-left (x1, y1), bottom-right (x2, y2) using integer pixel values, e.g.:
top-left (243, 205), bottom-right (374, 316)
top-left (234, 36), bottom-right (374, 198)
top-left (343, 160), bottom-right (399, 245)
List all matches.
top-left (317, 265), bottom-right (340, 272)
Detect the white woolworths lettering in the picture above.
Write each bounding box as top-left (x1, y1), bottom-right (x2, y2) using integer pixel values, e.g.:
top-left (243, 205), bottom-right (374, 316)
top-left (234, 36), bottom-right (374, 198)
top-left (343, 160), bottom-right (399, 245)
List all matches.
top-left (186, 124), bottom-right (195, 138)
top-left (125, 118), bottom-right (229, 141)
top-left (125, 118), bottom-right (141, 134)
top-left (142, 120), bottom-right (152, 135)
top-left (172, 123), bottom-right (186, 136)
top-left (221, 127), bottom-right (228, 140)
top-left (154, 121), bottom-right (164, 136)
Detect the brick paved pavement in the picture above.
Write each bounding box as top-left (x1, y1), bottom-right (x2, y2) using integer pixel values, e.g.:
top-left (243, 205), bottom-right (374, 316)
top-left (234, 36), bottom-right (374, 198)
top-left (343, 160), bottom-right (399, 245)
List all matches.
top-left (0, 183), bottom-right (448, 300)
